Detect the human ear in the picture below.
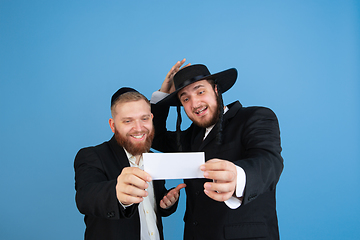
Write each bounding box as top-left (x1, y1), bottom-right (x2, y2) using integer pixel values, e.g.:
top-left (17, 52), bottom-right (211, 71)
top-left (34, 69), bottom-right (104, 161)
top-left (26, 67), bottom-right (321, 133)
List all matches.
top-left (109, 118), bottom-right (115, 133)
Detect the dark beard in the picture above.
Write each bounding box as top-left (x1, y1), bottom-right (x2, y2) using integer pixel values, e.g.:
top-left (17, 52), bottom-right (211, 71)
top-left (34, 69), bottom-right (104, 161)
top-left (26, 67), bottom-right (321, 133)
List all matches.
top-left (114, 128), bottom-right (155, 156)
top-left (192, 106), bottom-right (220, 128)
top-left (192, 93), bottom-right (221, 128)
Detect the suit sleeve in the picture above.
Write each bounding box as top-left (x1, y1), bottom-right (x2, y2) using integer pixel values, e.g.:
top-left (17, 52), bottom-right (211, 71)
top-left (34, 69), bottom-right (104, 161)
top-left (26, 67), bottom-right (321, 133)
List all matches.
top-left (74, 147), bottom-right (137, 220)
top-left (235, 107), bottom-right (284, 205)
top-left (151, 103), bottom-right (179, 152)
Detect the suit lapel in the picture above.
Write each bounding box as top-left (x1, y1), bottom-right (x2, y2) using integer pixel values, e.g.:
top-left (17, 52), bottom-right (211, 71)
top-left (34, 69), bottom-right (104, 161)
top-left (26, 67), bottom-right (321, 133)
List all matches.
top-left (199, 126), bottom-right (217, 150)
top-left (191, 126), bottom-right (205, 151)
top-left (108, 135), bottom-right (131, 169)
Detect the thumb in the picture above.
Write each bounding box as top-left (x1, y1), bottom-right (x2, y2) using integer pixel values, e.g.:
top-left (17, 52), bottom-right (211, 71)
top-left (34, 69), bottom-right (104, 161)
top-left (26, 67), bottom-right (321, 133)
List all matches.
top-left (174, 183), bottom-right (186, 192)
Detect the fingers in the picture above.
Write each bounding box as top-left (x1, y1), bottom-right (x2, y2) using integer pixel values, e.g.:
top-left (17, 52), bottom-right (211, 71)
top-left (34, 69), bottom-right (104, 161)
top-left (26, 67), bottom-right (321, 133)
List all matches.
top-left (203, 180), bottom-right (236, 202)
top-left (204, 181), bottom-right (235, 194)
top-left (116, 167), bottom-right (152, 206)
top-left (160, 183), bottom-right (186, 209)
top-left (204, 187), bottom-right (234, 202)
top-left (166, 59), bottom-right (186, 81)
top-left (203, 169), bottom-right (236, 182)
top-left (121, 167), bottom-right (152, 187)
top-left (201, 159), bottom-right (237, 202)
top-left (174, 183), bottom-right (187, 191)
top-left (175, 58), bottom-right (186, 68)
top-left (160, 194), bottom-right (178, 209)
top-left (171, 58), bottom-right (186, 72)
top-left (159, 199), bottom-right (168, 209)
top-left (160, 59), bottom-right (189, 93)
top-left (160, 192), bottom-right (179, 209)
top-left (181, 62), bottom-right (191, 69)
top-left (201, 159), bottom-right (237, 182)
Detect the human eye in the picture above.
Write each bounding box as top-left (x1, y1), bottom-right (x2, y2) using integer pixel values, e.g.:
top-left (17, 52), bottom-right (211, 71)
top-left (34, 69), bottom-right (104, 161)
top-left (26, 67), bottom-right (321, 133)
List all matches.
top-left (181, 97), bottom-right (189, 103)
top-left (197, 87), bottom-right (205, 95)
top-left (180, 95), bottom-right (189, 102)
top-left (123, 119), bottom-right (132, 124)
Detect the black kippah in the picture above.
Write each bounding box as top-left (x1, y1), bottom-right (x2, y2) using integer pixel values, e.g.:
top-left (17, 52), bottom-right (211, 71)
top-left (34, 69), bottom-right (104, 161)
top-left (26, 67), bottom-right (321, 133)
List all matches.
top-left (111, 87), bottom-right (139, 107)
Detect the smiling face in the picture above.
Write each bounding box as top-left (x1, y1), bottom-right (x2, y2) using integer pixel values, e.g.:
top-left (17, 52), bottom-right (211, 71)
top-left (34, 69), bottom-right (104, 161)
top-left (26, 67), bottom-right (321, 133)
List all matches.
top-left (177, 79), bottom-right (220, 128)
top-left (109, 98), bottom-right (154, 157)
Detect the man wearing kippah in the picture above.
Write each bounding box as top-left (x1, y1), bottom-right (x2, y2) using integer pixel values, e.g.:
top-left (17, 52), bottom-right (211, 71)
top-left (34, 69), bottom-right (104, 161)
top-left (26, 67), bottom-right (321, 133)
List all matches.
top-left (151, 59), bottom-right (283, 240)
top-left (74, 87), bottom-right (185, 240)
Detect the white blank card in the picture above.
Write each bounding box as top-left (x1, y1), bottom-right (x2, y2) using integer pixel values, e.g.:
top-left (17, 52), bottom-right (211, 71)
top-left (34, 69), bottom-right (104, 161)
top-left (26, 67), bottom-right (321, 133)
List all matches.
top-left (143, 152), bottom-right (205, 180)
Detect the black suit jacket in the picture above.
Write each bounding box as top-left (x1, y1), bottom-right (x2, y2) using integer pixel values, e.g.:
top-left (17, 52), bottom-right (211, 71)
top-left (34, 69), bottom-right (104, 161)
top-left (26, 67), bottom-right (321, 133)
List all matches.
top-left (74, 136), bottom-right (177, 240)
top-left (151, 101), bottom-right (283, 240)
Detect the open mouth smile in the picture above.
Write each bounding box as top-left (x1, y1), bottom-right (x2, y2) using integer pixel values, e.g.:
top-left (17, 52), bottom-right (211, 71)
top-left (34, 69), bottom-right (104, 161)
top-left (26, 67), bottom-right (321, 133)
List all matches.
top-left (131, 134), bottom-right (145, 140)
top-left (194, 106), bottom-right (208, 116)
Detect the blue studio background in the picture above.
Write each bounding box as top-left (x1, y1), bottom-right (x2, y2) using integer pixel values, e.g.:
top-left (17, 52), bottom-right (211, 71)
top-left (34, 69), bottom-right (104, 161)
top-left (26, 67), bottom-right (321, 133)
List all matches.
top-left (0, 1), bottom-right (359, 239)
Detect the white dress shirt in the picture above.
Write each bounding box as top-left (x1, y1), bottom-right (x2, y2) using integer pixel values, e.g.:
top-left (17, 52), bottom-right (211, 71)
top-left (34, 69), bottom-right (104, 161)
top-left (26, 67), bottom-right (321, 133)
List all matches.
top-left (122, 149), bottom-right (160, 240)
top-left (151, 91), bottom-right (246, 209)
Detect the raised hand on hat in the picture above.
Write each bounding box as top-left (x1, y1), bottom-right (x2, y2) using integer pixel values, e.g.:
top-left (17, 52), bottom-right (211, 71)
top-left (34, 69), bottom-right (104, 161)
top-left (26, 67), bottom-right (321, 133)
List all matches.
top-left (160, 58), bottom-right (190, 94)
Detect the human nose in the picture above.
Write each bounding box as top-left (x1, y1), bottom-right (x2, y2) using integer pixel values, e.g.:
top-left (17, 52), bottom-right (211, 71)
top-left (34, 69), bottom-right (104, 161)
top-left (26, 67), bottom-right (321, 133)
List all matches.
top-left (133, 120), bottom-right (143, 131)
top-left (191, 95), bottom-right (201, 109)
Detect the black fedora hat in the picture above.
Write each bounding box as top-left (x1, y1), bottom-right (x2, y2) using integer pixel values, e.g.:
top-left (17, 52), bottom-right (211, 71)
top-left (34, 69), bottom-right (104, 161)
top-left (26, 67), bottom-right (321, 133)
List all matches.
top-left (157, 64), bottom-right (238, 106)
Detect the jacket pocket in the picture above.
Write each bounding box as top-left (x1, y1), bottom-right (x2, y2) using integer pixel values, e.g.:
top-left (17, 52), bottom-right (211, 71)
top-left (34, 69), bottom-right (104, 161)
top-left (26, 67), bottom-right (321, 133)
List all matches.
top-left (224, 222), bottom-right (267, 239)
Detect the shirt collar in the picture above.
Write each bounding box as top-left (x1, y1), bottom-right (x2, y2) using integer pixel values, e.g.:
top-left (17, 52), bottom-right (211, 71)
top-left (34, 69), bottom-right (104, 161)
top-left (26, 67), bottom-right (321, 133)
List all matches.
top-left (123, 148), bottom-right (144, 167)
top-left (204, 106), bottom-right (229, 139)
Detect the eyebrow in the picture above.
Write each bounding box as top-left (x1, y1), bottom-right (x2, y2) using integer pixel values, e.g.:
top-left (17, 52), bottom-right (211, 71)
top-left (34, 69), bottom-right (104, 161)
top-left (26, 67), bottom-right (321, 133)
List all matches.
top-left (120, 114), bottom-right (151, 120)
top-left (141, 114), bottom-right (152, 118)
top-left (179, 84), bottom-right (205, 98)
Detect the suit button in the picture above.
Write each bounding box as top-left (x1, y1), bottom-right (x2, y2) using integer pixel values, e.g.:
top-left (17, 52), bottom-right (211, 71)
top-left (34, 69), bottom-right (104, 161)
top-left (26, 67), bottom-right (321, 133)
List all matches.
top-left (193, 221), bottom-right (198, 226)
top-left (107, 211), bottom-right (115, 218)
top-left (195, 191), bottom-right (200, 196)
top-left (248, 194), bottom-right (257, 201)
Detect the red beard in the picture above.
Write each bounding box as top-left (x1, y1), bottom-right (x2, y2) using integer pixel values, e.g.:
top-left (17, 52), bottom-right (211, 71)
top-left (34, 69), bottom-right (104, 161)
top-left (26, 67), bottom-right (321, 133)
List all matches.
top-left (114, 127), bottom-right (155, 156)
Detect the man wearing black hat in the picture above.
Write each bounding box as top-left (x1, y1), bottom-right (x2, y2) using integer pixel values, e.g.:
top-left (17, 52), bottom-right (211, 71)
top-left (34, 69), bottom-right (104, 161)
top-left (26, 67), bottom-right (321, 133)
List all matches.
top-left (151, 59), bottom-right (283, 240)
top-left (74, 87), bottom-right (185, 240)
